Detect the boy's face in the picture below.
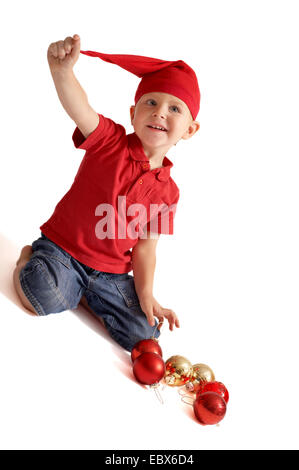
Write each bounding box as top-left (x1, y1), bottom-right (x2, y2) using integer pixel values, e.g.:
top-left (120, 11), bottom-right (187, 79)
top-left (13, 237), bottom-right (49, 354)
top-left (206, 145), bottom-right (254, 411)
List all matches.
top-left (130, 92), bottom-right (199, 152)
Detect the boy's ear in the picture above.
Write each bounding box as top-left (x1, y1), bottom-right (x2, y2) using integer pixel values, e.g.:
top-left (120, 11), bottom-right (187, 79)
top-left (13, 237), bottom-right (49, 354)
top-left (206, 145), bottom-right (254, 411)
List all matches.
top-left (130, 105), bottom-right (135, 124)
top-left (181, 121), bottom-right (200, 140)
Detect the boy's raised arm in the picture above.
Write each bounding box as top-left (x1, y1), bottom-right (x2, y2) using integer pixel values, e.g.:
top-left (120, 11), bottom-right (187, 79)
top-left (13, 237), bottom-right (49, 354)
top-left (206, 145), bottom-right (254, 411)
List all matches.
top-left (47, 34), bottom-right (99, 139)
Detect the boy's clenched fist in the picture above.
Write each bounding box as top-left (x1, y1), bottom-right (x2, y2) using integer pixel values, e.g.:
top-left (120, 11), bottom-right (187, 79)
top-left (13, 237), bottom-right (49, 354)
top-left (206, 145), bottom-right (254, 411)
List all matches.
top-left (47, 34), bottom-right (81, 72)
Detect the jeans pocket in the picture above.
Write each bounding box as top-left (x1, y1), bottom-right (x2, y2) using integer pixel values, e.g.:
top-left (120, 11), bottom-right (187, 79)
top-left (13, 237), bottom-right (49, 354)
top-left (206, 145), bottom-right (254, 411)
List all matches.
top-left (21, 256), bottom-right (43, 276)
top-left (114, 276), bottom-right (140, 308)
top-left (46, 254), bottom-right (71, 270)
top-left (31, 251), bottom-right (71, 270)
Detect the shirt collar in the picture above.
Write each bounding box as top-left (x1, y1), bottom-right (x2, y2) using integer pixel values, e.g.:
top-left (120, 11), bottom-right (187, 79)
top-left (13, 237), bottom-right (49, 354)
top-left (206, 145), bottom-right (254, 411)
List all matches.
top-left (127, 132), bottom-right (173, 182)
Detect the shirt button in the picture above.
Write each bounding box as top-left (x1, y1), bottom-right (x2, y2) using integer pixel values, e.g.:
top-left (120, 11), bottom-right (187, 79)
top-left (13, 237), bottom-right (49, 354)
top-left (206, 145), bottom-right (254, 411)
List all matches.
top-left (142, 163), bottom-right (148, 169)
top-left (139, 179), bottom-right (144, 184)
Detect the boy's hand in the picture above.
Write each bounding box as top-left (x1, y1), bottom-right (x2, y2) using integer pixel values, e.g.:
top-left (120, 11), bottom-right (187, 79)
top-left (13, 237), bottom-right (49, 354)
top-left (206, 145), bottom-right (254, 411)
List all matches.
top-left (47, 34), bottom-right (81, 73)
top-left (138, 293), bottom-right (180, 332)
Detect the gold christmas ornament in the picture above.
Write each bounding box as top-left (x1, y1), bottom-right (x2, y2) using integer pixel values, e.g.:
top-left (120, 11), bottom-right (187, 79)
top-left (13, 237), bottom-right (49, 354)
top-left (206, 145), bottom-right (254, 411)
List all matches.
top-left (164, 355), bottom-right (193, 386)
top-left (186, 363), bottom-right (215, 392)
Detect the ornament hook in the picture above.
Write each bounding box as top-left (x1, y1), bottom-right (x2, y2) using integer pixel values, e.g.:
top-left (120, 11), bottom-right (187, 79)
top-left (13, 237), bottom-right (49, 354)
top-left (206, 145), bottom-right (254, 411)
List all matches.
top-left (150, 383), bottom-right (164, 404)
top-left (180, 394), bottom-right (194, 406)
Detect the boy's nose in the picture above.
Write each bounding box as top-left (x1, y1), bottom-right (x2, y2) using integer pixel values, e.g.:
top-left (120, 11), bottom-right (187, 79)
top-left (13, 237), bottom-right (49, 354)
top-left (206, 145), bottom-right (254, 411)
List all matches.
top-left (152, 107), bottom-right (167, 119)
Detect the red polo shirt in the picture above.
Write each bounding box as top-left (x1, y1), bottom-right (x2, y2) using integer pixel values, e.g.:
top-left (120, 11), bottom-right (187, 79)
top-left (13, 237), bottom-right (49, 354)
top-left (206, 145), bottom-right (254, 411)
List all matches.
top-left (40, 113), bottom-right (180, 273)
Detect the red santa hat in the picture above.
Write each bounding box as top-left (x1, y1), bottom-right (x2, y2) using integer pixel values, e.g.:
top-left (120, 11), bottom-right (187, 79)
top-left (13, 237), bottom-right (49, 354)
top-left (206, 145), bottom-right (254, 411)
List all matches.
top-left (80, 50), bottom-right (200, 120)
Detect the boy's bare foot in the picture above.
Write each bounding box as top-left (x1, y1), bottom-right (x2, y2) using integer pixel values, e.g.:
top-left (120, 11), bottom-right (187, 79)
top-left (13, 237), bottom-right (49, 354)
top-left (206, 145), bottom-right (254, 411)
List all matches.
top-left (16, 245), bottom-right (33, 266)
top-left (14, 245), bottom-right (37, 314)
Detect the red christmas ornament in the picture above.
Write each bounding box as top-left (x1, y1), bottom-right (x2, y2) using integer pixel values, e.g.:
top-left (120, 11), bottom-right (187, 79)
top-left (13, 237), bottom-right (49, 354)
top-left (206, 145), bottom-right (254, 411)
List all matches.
top-left (133, 352), bottom-right (165, 385)
top-left (196, 381), bottom-right (229, 404)
top-left (131, 338), bottom-right (163, 363)
top-left (193, 392), bottom-right (226, 425)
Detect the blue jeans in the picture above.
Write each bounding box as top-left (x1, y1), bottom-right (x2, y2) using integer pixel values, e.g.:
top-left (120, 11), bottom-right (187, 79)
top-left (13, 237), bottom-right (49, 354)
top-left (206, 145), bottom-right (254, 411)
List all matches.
top-left (19, 233), bottom-right (160, 352)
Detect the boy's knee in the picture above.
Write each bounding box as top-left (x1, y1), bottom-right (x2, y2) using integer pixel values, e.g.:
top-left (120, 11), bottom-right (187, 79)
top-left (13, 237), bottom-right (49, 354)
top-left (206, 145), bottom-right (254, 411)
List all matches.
top-left (16, 256), bottom-right (70, 316)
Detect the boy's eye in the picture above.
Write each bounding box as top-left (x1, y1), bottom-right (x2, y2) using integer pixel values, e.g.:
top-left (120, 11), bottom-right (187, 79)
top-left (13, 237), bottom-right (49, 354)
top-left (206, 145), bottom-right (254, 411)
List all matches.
top-left (146, 99), bottom-right (180, 113)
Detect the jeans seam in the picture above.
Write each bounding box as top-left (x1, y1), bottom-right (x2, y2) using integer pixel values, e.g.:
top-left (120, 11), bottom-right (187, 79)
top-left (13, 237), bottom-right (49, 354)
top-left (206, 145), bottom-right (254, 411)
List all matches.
top-left (41, 264), bottom-right (71, 310)
top-left (19, 269), bottom-right (45, 316)
top-left (112, 280), bottom-right (140, 308)
top-left (35, 261), bottom-right (72, 312)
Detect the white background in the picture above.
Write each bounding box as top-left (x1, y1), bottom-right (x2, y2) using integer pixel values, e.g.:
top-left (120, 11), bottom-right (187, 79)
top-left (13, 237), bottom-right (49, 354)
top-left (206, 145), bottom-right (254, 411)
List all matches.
top-left (0, 0), bottom-right (298, 450)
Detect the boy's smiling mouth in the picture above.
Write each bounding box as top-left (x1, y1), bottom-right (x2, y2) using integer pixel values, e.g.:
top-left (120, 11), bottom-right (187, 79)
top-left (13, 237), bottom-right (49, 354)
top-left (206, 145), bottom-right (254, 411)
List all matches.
top-left (147, 124), bottom-right (168, 132)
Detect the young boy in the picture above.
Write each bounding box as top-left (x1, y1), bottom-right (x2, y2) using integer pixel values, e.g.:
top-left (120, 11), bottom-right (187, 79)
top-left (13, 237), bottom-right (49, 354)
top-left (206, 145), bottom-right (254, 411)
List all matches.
top-left (13, 34), bottom-right (200, 352)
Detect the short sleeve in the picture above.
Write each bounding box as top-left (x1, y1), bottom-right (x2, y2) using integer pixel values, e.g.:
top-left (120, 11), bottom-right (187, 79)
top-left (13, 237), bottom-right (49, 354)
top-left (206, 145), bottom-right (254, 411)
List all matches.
top-left (72, 113), bottom-right (126, 153)
top-left (142, 190), bottom-right (180, 235)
